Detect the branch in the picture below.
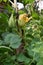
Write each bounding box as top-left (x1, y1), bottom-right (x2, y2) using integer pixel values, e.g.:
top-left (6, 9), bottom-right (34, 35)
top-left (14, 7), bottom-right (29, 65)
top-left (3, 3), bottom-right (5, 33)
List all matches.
top-left (9, 0), bottom-right (14, 4)
top-left (9, 0), bottom-right (17, 9)
top-left (14, 0), bottom-right (18, 13)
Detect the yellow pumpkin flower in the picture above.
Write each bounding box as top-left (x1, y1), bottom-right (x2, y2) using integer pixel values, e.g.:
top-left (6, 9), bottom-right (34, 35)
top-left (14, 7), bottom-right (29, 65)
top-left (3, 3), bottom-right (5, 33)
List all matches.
top-left (18, 13), bottom-right (32, 26)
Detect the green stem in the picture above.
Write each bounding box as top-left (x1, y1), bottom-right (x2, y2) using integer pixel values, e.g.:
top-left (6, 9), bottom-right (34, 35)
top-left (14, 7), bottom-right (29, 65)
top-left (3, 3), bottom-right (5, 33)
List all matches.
top-left (29, 59), bottom-right (34, 65)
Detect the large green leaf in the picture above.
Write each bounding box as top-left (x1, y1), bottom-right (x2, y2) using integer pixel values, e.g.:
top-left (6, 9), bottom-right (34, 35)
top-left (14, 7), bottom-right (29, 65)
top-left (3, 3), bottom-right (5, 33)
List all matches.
top-left (17, 53), bottom-right (31, 64)
top-left (4, 33), bottom-right (22, 49)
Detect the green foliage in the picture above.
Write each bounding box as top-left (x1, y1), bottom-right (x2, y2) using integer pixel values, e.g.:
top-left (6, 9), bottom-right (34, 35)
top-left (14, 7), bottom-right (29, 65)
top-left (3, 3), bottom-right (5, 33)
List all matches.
top-left (0, 0), bottom-right (43, 65)
top-left (4, 33), bottom-right (22, 48)
top-left (22, 0), bottom-right (34, 5)
top-left (0, 0), bottom-right (2, 3)
top-left (0, 0), bottom-right (7, 2)
top-left (17, 53), bottom-right (31, 65)
top-left (37, 58), bottom-right (43, 65)
top-left (3, 0), bottom-right (7, 2)
top-left (0, 13), bottom-right (8, 34)
top-left (8, 14), bottom-right (15, 27)
top-left (32, 12), bottom-right (39, 19)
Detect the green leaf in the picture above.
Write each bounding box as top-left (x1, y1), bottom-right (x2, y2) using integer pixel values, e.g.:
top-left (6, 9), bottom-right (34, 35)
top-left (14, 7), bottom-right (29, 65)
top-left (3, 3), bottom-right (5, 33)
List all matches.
top-left (4, 33), bottom-right (22, 49)
top-left (0, 46), bottom-right (13, 53)
top-left (22, 0), bottom-right (34, 5)
top-left (8, 14), bottom-right (15, 27)
top-left (0, 13), bottom-right (8, 33)
top-left (0, 0), bottom-right (2, 3)
top-left (17, 53), bottom-right (31, 64)
top-left (32, 12), bottom-right (39, 19)
top-left (3, 0), bottom-right (7, 2)
top-left (0, 40), bottom-right (4, 45)
top-left (37, 58), bottom-right (43, 65)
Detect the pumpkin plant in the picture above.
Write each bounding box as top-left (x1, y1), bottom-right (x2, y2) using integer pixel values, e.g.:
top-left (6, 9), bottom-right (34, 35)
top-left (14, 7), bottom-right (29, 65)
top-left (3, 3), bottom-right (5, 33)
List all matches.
top-left (0, 0), bottom-right (43, 65)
